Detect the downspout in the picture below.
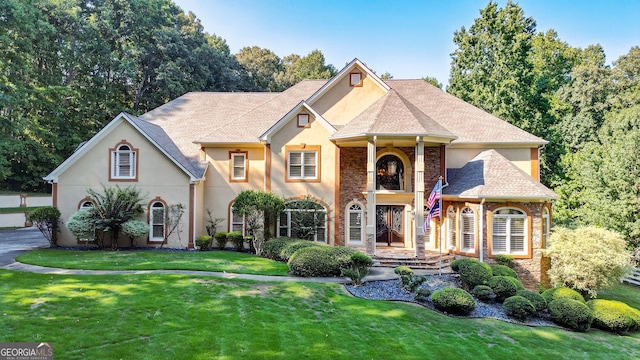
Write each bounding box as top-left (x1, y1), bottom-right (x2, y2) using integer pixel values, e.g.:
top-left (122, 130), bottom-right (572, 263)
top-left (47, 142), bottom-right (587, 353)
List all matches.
top-left (479, 198), bottom-right (486, 263)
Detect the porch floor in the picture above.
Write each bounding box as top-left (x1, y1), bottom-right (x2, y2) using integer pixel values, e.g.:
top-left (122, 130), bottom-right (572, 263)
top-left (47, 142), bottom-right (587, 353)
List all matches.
top-left (373, 246), bottom-right (455, 271)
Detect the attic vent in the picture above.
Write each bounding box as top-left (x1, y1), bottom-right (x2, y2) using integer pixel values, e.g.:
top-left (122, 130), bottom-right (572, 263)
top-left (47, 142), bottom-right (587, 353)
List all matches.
top-left (349, 72), bottom-right (363, 87)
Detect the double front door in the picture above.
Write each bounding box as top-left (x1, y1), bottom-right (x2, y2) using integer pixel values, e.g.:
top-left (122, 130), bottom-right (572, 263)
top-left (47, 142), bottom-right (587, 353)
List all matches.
top-left (376, 205), bottom-right (404, 246)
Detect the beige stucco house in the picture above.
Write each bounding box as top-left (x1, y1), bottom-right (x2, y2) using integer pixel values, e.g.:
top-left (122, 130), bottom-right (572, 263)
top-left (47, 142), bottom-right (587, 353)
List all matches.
top-left (45, 59), bottom-right (557, 286)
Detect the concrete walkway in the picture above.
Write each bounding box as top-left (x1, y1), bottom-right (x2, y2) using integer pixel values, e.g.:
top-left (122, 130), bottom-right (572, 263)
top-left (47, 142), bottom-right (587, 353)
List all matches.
top-left (0, 227), bottom-right (442, 283)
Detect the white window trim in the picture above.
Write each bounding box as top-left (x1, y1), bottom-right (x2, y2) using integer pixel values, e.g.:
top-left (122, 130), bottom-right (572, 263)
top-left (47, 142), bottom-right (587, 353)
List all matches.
top-left (288, 151), bottom-right (318, 180)
top-left (112, 145), bottom-right (136, 179)
top-left (346, 202), bottom-right (364, 245)
top-left (460, 207), bottom-right (476, 253)
top-left (492, 208), bottom-right (528, 256)
top-left (231, 153), bottom-right (247, 181)
top-left (446, 206), bottom-right (456, 250)
top-left (149, 202), bottom-right (165, 242)
top-left (278, 205), bottom-right (327, 243)
top-left (230, 205), bottom-right (246, 236)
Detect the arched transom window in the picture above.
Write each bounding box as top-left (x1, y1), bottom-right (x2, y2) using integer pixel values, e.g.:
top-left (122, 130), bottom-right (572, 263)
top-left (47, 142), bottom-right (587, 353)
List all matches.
top-left (346, 203), bottom-right (364, 244)
top-left (460, 207), bottom-right (475, 253)
top-left (150, 201), bottom-right (166, 242)
top-left (111, 143), bottom-right (137, 179)
top-left (278, 200), bottom-right (327, 242)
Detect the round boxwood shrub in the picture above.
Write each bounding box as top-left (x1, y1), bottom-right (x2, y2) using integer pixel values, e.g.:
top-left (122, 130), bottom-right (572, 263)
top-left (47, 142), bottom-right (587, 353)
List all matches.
top-left (516, 290), bottom-right (547, 312)
top-left (450, 258), bottom-right (477, 272)
top-left (587, 299), bottom-right (640, 334)
top-left (288, 246), bottom-right (357, 277)
top-left (504, 296), bottom-right (536, 321)
top-left (542, 287), bottom-right (585, 304)
top-left (548, 298), bottom-right (594, 332)
top-left (488, 276), bottom-right (518, 302)
top-left (431, 287), bottom-right (476, 315)
top-left (504, 276), bottom-right (525, 291)
top-left (472, 285), bottom-right (495, 303)
top-left (494, 254), bottom-right (515, 268)
top-left (279, 240), bottom-right (324, 261)
top-left (490, 264), bottom-right (518, 278)
top-left (456, 259), bottom-right (493, 288)
top-left (394, 266), bottom-right (415, 289)
top-left (214, 231), bottom-right (229, 250)
top-left (263, 237), bottom-right (298, 260)
top-left (195, 235), bottom-right (212, 251)
top-left (414, 287), bottom-right (432, 302)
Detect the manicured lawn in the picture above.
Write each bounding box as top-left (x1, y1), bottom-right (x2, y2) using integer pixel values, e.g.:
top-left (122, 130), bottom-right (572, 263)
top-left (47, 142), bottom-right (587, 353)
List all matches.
top-left (16, 249), bottom-right (290, 276)
top-left (0, 269), bottom-right (639, 359)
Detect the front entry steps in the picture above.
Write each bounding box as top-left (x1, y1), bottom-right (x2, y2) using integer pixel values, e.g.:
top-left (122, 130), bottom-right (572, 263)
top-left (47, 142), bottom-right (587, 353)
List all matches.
top-left (373, 248), bottom-right (456, 271)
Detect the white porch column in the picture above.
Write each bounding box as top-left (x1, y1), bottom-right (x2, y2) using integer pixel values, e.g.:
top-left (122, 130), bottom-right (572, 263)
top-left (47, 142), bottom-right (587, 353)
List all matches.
top-left (366, 137), bottom-right (377, 256)
top-left (414, 137), bottom-right (426, 259)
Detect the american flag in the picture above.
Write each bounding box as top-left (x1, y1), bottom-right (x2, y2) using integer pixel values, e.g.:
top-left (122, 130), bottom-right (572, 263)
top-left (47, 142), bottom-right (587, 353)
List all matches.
top-left (423, 180), bottom-right (442, 233)
top-left (423, 203), bottom-right (440, 232)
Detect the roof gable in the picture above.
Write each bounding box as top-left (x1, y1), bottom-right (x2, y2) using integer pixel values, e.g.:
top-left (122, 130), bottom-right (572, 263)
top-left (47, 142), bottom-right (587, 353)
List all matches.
top-left (259, 101), bottom-right (336, 143)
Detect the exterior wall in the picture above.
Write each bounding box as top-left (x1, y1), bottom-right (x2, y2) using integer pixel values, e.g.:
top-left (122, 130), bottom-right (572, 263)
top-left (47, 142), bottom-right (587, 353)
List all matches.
top-left (269, 111), bottom-right (338, 244)
top-left (0, 194), bottom-right (51, 208)
top-left (447, 147), bottom-right (533, 177)
top-left (201, 146), bottom-right (265, 235)
top-left (55, 120), bottom-right (192, 248)
top-left (311, 67), bottom-right (386, 125)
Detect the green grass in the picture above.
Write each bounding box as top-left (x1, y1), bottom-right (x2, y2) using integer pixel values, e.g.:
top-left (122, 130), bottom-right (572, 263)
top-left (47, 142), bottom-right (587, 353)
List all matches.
top-left (0, 269), bottom-right (638, 359)
top-left (16, 249), bottom-right (290, 276)
top-left (0, 206), bottom-right (39, 213)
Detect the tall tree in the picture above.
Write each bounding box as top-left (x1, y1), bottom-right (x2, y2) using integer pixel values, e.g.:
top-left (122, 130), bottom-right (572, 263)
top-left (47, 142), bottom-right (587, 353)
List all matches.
top-left (235, 46), bottom-right (284, 91)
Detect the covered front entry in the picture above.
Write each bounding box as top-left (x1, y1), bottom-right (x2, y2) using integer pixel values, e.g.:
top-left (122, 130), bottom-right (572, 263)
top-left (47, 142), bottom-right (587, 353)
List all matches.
top-left (376, 205), bottom-right (404, 246)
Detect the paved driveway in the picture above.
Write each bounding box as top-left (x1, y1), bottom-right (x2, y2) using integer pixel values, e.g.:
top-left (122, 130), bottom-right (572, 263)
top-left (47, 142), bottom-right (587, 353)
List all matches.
top-left (0, 227), bottom-right (49, 266)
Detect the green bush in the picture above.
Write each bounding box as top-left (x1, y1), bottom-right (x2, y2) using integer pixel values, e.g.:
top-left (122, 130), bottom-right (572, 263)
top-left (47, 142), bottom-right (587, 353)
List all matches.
top-left (450, 258), bottom-right (476, 272)
top-left (414, 287), bottom-right (432, 301)
top-left (488, 276), bottom-right (518, 302)
top-left (214, 231), bottom-right (228, 250)
top-left (431, 288), bottom-right (476, 315)
top-left (195, 235), bottom-right (212, 251)
top-left (66, 210), bottom-right (95, 242)
top-left (541, 287), bottom-right (585, 304)
top-left (472, 285), bottom-right (495, 303)
top-left (121, 219), bottom-right (149, 247)
top-left (504, 276), bottom-right (525, 291)
top-left (288, 246), bottom-right (357, 277)
top-left (263, 237), bottom-right (298, 260)
top-left (280, 240), bottom-right (324, 261)
top-left (494, 254), bottom-right (515, 268)
top-left (516, 290), bottom-right (547, 312)
top-left (456, 259), bottom-right (493, 289)
top-left (407, 276), bottom-right (427, 292)
top-left (341, 252), bottom-right (373, 286)
top-left (490, 264), bottom-right (518, 278)
top-left (548, 298), bottom-right (594, 332)
top-left (394, 266), bottom-right (414, 289)
top-left (27, 206), bottom-right (61, 247)
top-left (504, 296), bottom-right (536, 321)
top-left (587, 299), bottom-right (640, 334)
top-left (227, 231), bottom-right (244, 251)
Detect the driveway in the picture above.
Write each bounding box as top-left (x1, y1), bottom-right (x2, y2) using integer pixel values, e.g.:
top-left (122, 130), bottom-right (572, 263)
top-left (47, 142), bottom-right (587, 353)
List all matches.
top-left (0, 227), bottom-right (49, 266)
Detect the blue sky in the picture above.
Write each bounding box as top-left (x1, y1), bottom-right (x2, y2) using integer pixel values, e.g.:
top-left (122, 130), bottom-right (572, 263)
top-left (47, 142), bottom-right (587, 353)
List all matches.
top-left (173, 0), bottom-right (640, 87)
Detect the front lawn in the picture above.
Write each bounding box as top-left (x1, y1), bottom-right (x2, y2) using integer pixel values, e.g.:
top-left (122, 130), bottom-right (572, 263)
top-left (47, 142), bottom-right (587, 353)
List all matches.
top-left (16, 249), bottom-right (290, 276)
top-left (0, 269), bottom-right (639, 359)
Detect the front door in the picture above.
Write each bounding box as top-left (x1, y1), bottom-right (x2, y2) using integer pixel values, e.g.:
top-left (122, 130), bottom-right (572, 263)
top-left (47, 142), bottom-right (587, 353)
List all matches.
top-left (376, 205), bottom-right (404, 246)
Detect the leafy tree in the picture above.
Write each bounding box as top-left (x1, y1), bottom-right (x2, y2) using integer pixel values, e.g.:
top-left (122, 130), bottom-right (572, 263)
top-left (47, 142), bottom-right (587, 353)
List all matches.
top-left (27, 206), bottom-right (61, 247)
top-left (236, 46), bottom-right (284, 91)
top-left (422, 76), bottom-right (442, 89)
top-left (285, 195), bottom-right (331, 242)
top-left (122, 219), bottom-right (150, 247)
top-left (232, 190), bottom-right (284, 255)
top-left (279, 49), bottom-right (337, 87)
top-left (379, 72), bottom-right (393, 80)
top-left (66, 209), bottom-right (96, 242)
top-left (87, 185), bottom-right (145, 249)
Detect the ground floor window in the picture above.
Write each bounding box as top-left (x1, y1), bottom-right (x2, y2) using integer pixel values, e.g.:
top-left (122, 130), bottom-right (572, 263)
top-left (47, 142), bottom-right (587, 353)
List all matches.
top-left (278, 200), bottom-right (327, 242)
top-left (491, 207), bottom-right (527, 255)
top-left (229, 203), bottom-right (246, 236)
top-left (150, 201), bottom-right (166, 242)
top-left (346, 202), bottom-right (364, 244)
top-left (460, 207), bottom-right (475, 253)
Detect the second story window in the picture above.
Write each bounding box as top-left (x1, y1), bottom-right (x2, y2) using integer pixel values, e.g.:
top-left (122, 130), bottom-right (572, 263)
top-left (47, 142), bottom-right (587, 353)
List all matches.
top-left (286, 145), bottom-right (320, 182)
top-left (230, 151), bottom-right (248, 182)
top-left (110, 141), bottom-right (137, 180)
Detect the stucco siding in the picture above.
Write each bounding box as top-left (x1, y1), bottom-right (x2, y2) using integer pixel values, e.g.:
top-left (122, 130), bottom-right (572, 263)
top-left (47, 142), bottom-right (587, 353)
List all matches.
top-left (447, 147), bottom-right (533, 176)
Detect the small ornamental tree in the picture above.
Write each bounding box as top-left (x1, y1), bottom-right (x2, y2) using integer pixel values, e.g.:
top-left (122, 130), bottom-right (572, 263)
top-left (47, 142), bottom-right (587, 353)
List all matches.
top-left (232, 190), bottom-right (285, 256)
top-left (87, 185), bottom-right (145, 249)
top-left (27, 206), bottom-right (61, 247)
top-left (66, 210), bottom-right (95, 243)
top-left (122, 219), bottom-right (150, 247)
top-left (162, 204), bottom-right (185, 248)
top-left (546, 227), bottom-right (632, 297)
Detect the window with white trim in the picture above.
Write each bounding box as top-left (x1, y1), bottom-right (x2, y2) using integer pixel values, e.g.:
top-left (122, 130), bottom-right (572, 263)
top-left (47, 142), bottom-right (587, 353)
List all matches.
top-left (112, 144), bottom-right (136, 179)
top-left (150, 202), bottom-right (166, 242)
top-left (349, 72), bottom-right (363, 86)
top-left (446, 206), bottom-right (456, 249)
top-left (347, 203), bottom-right (364, 244)
top-left (297, 114), bottom-right (310, 127)
top-left (79, 201), bottom-right (93, 210)
top-left (542, 207), bottom-right (550, 248)
top-left (230, 152), bottom-right (247, 181)
top-left (230, 204), bottom-right (246, 236)
top-left (288, 151), bottom-right (317, 179)
top-left (460, 207), bottom-right (475, 253)
top-left (278, 200), bottom-right (326, 242)
top-left (492, 208), bottom-right (527, 255)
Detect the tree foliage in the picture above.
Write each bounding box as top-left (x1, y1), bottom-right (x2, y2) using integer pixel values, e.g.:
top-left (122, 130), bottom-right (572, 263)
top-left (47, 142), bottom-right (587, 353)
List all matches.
top-left (232, 190), bottom-right (285, 255)
top-left (27, 206), bottom-right (61, 247)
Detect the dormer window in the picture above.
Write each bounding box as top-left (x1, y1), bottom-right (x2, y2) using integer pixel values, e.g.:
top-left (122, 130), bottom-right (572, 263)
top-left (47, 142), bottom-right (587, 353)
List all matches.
top-left (349, 72), bottom-right (363, 87)
top-left (110, 141), bottom-right (138, 181)
top-left (297, 114), bottom-right (310, 128)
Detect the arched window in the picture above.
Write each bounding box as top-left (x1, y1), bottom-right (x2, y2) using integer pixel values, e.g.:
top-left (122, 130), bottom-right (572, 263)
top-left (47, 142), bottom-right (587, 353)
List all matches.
top-left (229, 202), bottom-right (246, 236)
top-left (376, 154), bottom-right (405, 190)
top-left (542, 207), bottom-right (550, 248)
top-left (278, 200), bottom-right (327, 242)
top-left (79, 200), bottom-right (93, 210)
top-left (149, 201), bottom-right (166, 242)
top-left (111, 142), bottom-right (137, 180)
top-left (446, 206), bottom-right (456, 249)
top-left (346, 203), bottom-right (364, 244)
top-left (492, 208), bottom-right (527, 255)
top-left (460, 207), bottom-right (475, 253)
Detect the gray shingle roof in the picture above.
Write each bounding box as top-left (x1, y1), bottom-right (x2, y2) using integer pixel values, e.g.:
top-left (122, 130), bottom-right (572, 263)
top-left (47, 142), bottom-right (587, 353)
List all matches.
top-left (444, 149), bottom-right (558, 199)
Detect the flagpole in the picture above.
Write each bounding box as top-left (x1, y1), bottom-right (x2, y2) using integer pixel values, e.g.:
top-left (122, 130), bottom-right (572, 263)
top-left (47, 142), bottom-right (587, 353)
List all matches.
top-left (438, 176), bottom-right (443, 276)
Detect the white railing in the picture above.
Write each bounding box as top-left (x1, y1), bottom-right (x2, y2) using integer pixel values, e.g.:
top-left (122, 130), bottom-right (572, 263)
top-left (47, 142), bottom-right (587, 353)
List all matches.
top-left (622, 267), bottom-right (640, 286)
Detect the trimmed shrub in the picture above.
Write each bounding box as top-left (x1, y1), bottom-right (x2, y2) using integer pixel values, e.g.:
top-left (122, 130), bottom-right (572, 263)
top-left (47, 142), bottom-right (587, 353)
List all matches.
top-left (431, 288), bottom-right (476, 315)
top-left (280, 240), bottom-right (324, 262)
top-left (227, 231), bottom-right (244, 251)
top-left (407, 276), bottom-right (427, 293)
top-left (288, 246), bottom-right (357, 277)
top-left (263, 237), bottom-right (297, 260)
top-left (394, 266), bottom-right (414, 289)
top-left (494, 254), bottom-right (514, 268)
top-left (341, 252), bottom-right (373, 286)
top-left (504, 276), bottom-right (525, 291)
top-left (450, 258), bottom-right (476, 272)
top-left (504, 296), bottom-right (536, 321)
top-left (516, 290), bottom-right (547, 312)
top-left (195, 235), bottom-right (212, 251)
top-left (121, 219), bottom-right (149, 247)
top-left (456, 259), bottom-right (493, 289)
top-left (490, 264), bottom-right (518, 278)
top-left (548, 298), bottom-right (594, 332)
top-left (472, 285), bottom-right (495, 303)
top-left (587, 299), bottom-right (640, 334)
top-left (214, 231), bottom-right (228, 250)
top-left (542, 287), bottom-right (585, 304)
top-left (67, 210), bottom-right (95, 242)
top-left (488, 276), bottom-right (518, 302)
top-left (27, 206), bottom-right (61, 247)
top-left (414, 287), bottom-right (432, 302)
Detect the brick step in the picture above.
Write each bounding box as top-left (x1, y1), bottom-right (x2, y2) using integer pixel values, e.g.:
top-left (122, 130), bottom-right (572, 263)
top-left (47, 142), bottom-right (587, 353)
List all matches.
top-left (373, 254), bottom-right (455, 270)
